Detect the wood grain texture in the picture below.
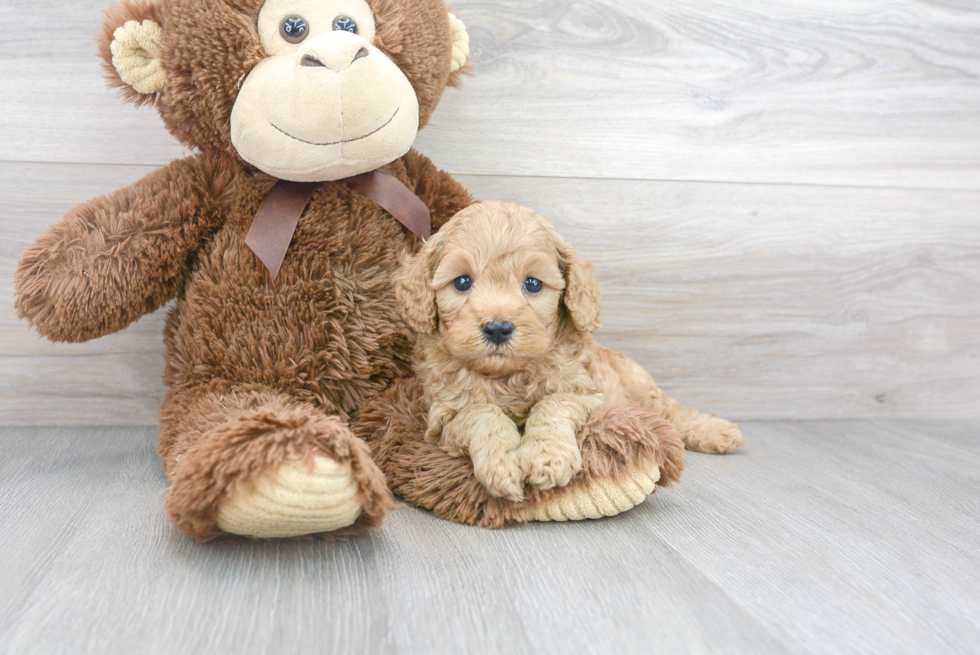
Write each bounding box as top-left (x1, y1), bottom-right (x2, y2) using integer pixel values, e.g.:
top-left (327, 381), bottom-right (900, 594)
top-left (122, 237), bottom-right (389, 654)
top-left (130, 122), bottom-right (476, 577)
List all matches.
top-left (2, 1), bottom-right (980, 188)
top-left (3, 163), bottom-right (978, 423)
top-left (1, 422), bottom-right (978, 654)
top-left (1, 0), bottom-right (978, 422)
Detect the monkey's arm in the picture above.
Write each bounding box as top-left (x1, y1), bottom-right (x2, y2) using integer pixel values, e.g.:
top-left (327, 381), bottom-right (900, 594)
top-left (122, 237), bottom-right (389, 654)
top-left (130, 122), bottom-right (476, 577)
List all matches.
top-left (15, 154), bottom-right (238, 343)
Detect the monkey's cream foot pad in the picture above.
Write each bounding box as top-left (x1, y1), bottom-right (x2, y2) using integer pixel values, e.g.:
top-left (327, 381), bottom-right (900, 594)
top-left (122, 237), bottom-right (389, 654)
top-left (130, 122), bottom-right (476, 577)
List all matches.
top-left (215, 456), bottom-right (362, 538)
top-left (526, 462), bottom-right (661, 522)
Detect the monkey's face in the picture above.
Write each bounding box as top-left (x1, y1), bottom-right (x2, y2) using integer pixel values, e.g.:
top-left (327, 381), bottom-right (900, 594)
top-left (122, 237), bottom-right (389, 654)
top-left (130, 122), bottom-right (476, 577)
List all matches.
top-left (230, 0), bottom-right (420, 181)
top-left (98, 0), bottom-right (469, 181)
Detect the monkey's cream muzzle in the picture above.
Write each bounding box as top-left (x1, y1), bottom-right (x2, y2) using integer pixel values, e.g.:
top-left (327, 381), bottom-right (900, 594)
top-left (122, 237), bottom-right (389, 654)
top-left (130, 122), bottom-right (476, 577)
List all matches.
top-left (230, 30), bottom-right (420, 182)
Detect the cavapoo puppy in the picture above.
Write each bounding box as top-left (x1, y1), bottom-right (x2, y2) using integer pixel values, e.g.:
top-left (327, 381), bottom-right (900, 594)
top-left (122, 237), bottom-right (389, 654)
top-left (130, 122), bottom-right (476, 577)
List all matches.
top-left (394, 201), bottom-right (743, 501)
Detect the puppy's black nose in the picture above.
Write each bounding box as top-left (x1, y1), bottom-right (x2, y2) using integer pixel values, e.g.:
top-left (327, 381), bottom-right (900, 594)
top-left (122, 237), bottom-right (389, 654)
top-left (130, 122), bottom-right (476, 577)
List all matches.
top-left (482, 321), bottom-right (514, 345)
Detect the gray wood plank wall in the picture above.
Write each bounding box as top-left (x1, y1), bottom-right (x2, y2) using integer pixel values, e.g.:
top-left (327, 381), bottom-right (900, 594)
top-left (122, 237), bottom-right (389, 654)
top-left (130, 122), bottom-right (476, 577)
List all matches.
top-left (2, 0), bottom-right (979, 424)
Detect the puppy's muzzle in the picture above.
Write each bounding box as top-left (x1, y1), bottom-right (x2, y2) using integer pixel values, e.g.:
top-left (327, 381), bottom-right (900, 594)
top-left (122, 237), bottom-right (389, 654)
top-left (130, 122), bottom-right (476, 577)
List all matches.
top-left (481, 321), bottom-right (514, 345)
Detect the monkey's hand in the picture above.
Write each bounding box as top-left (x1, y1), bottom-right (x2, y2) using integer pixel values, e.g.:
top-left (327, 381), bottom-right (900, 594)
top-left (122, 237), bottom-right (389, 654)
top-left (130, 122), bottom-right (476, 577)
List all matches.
top-left (14, 154), bottom-right (235, 342)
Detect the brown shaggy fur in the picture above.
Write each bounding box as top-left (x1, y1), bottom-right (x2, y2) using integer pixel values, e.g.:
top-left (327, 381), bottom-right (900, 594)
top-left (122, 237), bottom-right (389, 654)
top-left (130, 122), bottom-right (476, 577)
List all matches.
top-left (15, 0), bottom-right (472, 541)
top-left (355, 378), bottom-right (684, 528)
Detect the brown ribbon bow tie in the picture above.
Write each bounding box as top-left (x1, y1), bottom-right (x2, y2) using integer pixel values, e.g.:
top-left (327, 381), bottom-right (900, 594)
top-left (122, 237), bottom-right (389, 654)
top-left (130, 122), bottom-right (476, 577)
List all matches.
top-left (245, 170), bottom-right (432, 280)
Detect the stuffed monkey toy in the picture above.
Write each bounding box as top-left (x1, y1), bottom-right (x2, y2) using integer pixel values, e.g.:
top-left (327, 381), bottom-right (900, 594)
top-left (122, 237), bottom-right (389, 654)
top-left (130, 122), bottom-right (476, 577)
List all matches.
top-left (16, 0), bottom-right (687, 541)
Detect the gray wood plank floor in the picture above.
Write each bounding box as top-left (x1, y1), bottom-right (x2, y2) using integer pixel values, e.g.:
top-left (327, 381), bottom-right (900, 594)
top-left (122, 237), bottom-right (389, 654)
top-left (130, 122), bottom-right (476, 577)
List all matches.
top-left (1, 422), bottom-right (977, 655)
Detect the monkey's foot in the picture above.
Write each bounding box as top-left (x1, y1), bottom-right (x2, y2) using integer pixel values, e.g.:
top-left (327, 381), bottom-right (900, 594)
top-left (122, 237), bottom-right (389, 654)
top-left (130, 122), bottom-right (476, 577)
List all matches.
top-left (216, 455), bottom-right (363, 539)
top-left (164, 400), bottom-right (393, 542)
top-left (526, 460), bottom-right (661, 522)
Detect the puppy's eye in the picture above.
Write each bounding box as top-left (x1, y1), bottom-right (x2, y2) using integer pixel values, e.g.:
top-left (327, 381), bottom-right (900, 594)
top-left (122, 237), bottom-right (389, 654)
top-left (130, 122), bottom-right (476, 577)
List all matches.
top-left (453, 275), bottom-right (473, 292)
top-left (333, 16), bottom-right (358, 33)
top-left (524, 277), bottom-right (543, 294)
top-left (280, 16), bottom-right (310, 43)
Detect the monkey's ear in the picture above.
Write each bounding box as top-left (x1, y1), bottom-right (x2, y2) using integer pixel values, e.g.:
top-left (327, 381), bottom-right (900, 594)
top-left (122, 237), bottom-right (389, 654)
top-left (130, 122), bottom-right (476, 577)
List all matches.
top-left (559, 242), bottom-right (602, 333)
top-left (394, 235), bottom-right (445, 335)
top-left (447, 13), bottom-right (471, 85)
top-left (98, 1), bottom-right (166, 106)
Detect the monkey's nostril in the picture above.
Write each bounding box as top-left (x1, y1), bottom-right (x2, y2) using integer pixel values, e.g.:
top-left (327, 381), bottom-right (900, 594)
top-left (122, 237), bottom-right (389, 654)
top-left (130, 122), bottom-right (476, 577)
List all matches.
top-left (300, 54), bottom-right (325, 67)
top-left (482, 321), bottom-right (515, 345)
top-left (353, 47), bottom-right (369, 62)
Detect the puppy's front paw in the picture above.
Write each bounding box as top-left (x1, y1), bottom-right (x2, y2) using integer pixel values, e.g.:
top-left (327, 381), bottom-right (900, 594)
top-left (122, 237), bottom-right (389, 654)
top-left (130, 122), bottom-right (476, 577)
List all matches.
top-left (472, 450), bottom-right (525, 502)
top-left (685, 417), bottom-right (744, 454)
top-left (518, 438), bottom-right (582, 491)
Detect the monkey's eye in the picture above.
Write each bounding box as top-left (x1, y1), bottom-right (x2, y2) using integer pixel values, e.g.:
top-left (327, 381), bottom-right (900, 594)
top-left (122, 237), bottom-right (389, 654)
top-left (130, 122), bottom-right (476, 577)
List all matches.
top-left (453, 275), bottom-right (473, 292)
top-left (524, 277), bottom-right (543, 294)
top-left (333, 16), bottom-right (358, 33)
top-left (280, 16), bottom-right (309, 44)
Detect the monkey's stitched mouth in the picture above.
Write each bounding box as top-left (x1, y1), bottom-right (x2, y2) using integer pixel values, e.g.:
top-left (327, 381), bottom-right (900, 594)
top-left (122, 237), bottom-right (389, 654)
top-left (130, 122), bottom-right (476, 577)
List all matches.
top-left (270, 107), bottom-right (399, 147)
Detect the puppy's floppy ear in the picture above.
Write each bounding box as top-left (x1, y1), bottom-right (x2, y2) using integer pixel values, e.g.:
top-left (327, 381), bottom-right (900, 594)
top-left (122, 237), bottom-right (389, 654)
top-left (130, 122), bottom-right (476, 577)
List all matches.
top-left (558, 241), bottom-right (602, 333)
top-left (394, 235), bottom-right (444, 335)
